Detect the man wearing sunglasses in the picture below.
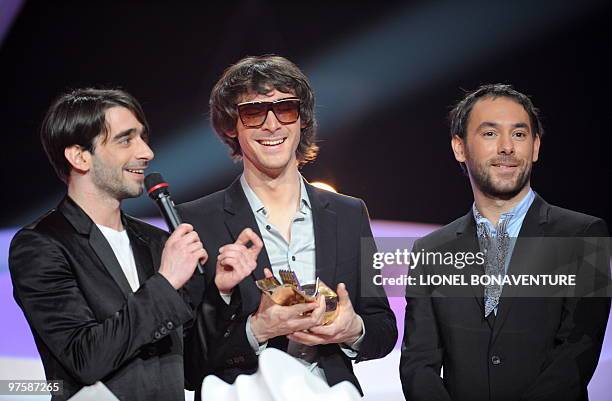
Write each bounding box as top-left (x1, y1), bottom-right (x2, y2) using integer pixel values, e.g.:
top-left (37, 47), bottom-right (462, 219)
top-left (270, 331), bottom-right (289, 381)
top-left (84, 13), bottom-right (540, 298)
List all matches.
top-left (179, 55), bottom-right (397, 395)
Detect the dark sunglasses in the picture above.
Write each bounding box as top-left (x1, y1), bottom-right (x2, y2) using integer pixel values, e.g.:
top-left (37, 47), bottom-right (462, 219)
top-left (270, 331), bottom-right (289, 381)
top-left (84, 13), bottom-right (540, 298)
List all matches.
top-left (236, 98), bottom-right (301, 128)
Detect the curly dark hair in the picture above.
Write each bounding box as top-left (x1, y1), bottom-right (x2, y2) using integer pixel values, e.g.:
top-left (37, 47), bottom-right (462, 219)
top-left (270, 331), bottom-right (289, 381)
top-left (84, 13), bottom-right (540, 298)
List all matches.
top-left (209, 55), bottom-right (318, 167)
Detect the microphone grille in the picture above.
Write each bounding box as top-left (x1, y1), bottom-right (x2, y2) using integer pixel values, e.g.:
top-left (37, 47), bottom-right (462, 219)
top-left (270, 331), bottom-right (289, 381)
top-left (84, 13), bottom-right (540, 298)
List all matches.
top-left (144, 172), bottom-right (169, 199)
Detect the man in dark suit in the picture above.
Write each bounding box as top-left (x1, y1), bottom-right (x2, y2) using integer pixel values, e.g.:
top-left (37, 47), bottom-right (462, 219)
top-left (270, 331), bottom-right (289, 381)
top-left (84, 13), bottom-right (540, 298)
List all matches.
top-left (400, 84), bottom-right (611, 401)
top-left (180, 55), bottom-right (397, 395)
top-left (9, 88), bottom-right (208, 400)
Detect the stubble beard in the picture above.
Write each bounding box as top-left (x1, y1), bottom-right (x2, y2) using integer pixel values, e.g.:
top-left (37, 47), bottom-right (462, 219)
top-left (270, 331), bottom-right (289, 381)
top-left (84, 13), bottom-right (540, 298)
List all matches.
top-left (90, 157), bottom-right (142, 201)
top-left (466, 156), bottom-right (532, 201)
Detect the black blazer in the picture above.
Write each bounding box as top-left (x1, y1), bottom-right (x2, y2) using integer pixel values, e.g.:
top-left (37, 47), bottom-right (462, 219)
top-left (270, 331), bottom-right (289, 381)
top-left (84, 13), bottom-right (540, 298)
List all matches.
top-left (400, 195), bottom-right (611, 401)
top-left (179, 177), bottom-right (397, 394)
top-left (9, 196), bottom-right (195, 401)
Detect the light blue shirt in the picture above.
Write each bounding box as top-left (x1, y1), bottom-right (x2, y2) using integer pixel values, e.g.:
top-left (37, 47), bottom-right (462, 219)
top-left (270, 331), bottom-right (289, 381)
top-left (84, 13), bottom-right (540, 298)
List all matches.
top-left (240, 174), bottom-right (316, 285)
top-left (239, 174), bottom-right (363, 379)
top-left (472, 188), bottom-right (535, 270)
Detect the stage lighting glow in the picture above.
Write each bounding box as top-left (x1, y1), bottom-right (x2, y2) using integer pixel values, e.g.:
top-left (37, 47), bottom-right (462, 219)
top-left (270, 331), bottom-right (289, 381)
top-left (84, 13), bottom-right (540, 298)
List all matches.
top-left (311, 182), bottom-right (337, 193)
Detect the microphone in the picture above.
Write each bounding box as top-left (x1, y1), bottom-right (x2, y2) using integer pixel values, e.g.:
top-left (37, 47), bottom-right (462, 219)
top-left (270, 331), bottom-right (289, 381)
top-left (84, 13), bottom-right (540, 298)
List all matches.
top-left (144, 172), bottom-right (204, 274)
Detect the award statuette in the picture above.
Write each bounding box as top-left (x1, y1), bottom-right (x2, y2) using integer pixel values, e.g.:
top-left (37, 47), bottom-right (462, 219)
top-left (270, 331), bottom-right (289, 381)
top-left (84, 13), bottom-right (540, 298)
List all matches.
top-left (256, 270), bottom-right (339, 325)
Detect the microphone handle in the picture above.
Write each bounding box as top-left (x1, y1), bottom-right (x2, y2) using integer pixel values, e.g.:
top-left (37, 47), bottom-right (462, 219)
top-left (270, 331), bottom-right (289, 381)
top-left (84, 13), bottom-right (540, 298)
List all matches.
top-left (158, 195), bottom-right (182, 230)
top-left (157, 194), bottom-right (205, 275)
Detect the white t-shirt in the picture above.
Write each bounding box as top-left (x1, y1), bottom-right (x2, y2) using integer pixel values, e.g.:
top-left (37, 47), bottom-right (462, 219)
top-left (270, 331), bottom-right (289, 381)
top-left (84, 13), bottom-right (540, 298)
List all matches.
top-left (96, 224), bottom-right (140, 292)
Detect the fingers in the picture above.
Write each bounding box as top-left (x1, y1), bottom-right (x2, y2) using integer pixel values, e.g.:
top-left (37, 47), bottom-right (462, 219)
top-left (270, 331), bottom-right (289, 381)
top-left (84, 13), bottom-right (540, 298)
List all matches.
top-left (264, 268), bottom-right (274, 278)
top-left (169, 223), bottom-right (193, 238)
top-left (337, 282), bottom-right (351, 306)
top-left (257, 291), bottom-right (275, 310)
top-left (217, 248), bottom-right (250, 264)
top-left (281, 302), bottom-right (323, 333)
top-left (216, 232), bottom-right (261, 283)
top-left (159, 223), bottom-right (204, 290)
top-left (186, 239), bottom-right (204, 253)
top-left (217, 248), bottom-right (256, 276)
top-left (308, 322), bottom-right (336, 336)
top-left (186, 240), bottom-right (207, 263)
top-left (287, 299), bottom-right (335, 344)
top-left (218, 243), bottom-right (247, 254)
top-left (185, 230), bottom-right (201, 243)
top-left (167, 224), bottom-right (202, 250)
top-left (235, 228), bottom-right (263, 258)
top-left (168, 225), bottom-right (204, 257)
top-left (287, 301), bottom-right (319, 316)
top-left (198, 248), bottom-right (208, 264)
top-left (308, 295), bottom-right (327, 325)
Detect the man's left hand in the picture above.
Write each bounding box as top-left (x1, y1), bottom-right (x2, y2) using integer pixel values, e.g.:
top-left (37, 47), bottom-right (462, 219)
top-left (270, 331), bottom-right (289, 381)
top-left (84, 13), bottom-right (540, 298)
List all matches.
top-left (287, 283), bottom-right (363, 346)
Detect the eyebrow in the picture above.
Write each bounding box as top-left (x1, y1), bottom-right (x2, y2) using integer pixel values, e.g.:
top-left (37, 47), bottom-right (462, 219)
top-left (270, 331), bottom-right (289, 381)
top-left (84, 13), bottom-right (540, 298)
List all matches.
top-left (111, 128), bottom-right (139, 142)
top-left (476, 121), bottom-right (530, 130)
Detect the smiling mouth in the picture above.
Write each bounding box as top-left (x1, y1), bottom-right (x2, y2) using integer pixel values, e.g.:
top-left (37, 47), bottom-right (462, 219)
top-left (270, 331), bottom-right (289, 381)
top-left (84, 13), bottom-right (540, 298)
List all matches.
top-left (256, 138), bottom-right (287, 146)
top-left (125, 168), bottom-right (145, 175)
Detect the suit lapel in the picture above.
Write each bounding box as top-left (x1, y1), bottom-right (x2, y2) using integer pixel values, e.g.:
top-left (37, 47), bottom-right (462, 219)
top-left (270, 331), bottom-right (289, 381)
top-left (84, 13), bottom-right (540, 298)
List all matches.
top-left (491, 195), bottom-right (548, 343)
top-left (454, 212), bottom-right (486, 314)
top-left (305, 183), bottom-right (337, 287)
top-left (89, 226), bottom-right (133, 297)
top-left (223, 178), bottom-right (272, 313)
top-left (58, 196), bottom-right (133, 298)
top-left (124, 216), bottom-right (155, 283)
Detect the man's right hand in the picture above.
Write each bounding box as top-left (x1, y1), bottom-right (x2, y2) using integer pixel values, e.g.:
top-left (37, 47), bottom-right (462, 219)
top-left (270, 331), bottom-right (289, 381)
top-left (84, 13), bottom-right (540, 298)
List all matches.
top-left (215, 228), bottom-right (263, 294)
top-left (159, 223), bottom-right (207, 289)
top-left (250, 268), bottom-right (327, 343)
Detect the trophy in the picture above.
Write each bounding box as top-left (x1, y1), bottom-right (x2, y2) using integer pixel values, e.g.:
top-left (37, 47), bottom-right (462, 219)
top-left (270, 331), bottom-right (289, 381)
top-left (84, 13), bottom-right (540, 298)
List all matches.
top-left (256, 269), bottom-right (339, 325)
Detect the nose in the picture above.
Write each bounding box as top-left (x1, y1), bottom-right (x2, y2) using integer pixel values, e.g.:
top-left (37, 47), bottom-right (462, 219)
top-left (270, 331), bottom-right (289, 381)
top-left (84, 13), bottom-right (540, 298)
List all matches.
top-left (261, 109), bottom-right (281, 132)
top-left (498, 132), bottom-right (514, 155)
top-left (137, 137), bottom-right (154, 161)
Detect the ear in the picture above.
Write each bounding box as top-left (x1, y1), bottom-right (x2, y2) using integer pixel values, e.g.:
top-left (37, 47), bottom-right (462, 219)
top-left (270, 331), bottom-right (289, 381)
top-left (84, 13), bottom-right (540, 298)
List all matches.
top-left (64, 145), bottom-right (91, 174)
top-left (532, 134), bottom-right (541, 162)
top-left (225, 129), bottom-right (238, 139)
top-left (451, 135), bottom-right (467, 163)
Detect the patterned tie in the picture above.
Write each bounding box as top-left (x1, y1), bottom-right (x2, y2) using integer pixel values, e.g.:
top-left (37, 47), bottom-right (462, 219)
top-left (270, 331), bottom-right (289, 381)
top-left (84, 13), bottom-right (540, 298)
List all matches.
top-left (476, 215), bottom-right (511, 318)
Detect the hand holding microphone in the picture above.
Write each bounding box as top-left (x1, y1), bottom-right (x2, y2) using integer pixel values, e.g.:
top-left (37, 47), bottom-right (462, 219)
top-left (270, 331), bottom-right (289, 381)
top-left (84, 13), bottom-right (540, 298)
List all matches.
top-left (145, 173), bottom-right (206, 288)
top-left (159, 223), bottom-right (207, 289)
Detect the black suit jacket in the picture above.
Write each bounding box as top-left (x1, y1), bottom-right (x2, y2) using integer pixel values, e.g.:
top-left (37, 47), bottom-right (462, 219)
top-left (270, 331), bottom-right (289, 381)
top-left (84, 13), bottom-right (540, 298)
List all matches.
top-left (9, 196), bottom-right (195, 401)
top-left (400, 195), bottom-right (611, 401)
top-left (179, 177), bottom-right (397, 394)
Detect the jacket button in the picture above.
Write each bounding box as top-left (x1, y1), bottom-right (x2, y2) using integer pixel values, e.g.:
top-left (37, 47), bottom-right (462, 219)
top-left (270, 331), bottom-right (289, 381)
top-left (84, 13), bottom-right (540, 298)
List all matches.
top-left (491, 355), bottom-right (501, 365)
top-left (160, 326), bottom-right (168, 335)
top-left (224, 330), bottom-right (231, 338)
top-left (230, 313), bottom-right (236, 321)
top-left (166, 321), bottom-right (174, 330)
top-left (154, 331), bottom-right (161, 340)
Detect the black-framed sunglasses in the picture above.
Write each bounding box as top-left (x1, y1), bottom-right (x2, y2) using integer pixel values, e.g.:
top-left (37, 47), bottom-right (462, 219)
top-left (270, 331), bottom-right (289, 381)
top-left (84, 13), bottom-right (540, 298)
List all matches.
top-left (236, 98), bottom-right (301, 128)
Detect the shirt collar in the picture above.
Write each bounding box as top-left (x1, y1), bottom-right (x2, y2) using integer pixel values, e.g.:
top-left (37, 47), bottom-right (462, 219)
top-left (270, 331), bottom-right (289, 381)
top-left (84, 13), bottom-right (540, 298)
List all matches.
top-left (240, 174), bottom-right (311, 216)
top-left (472, 188), bottom-right (535, 228)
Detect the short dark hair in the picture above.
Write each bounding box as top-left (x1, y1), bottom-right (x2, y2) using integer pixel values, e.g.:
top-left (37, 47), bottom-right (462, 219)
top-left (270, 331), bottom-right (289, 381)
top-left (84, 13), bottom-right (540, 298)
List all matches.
top-left (209, 55), bottom-right (318, 167)
top-left (40, 88), bottom-right (149, 183)
top-left (449, 83), bottom-right (544, 140)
